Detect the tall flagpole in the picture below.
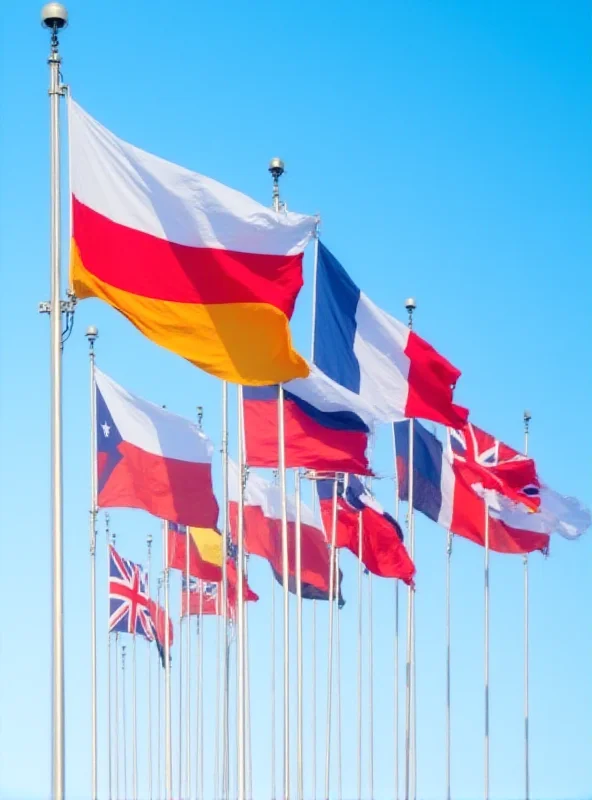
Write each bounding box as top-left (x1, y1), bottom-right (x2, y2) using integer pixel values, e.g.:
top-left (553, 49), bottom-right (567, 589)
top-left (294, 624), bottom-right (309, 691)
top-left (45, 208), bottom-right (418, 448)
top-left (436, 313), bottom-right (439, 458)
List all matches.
top-left (445, 531), bottom-right (453, 800)
top-left (237, 386), bottom-right (247, 800)
top-left (185, 524), bottom-right (192, 800)
top-left (147, 533), bottom-right (153, 800)
top-left (86, 326), bottom-right (99, 800)
top-left (122, 644), bottom-right (128, 800)
top-left (214, 586), bottom-right (221, 800)
top-left (324, 477), bottom-right (339, 800)
top-left (106, 515), bottom-right (113, 800)
top-left (357, 511), bottom-right (364, 800)
top-left (523, 410), bottom-right (531, 800)
top-left (295, 470), bottom-right (304, 800)
top-left (132, 633), bottom-right (138, 800)
top-left (221, 381), bottom-right (230, 800)
top-left (163, 521), bottom-right (173, 800)
top-left (40, 7), bottom-right (69, 797)
top-left (178, 591), bottom-right (184, 799)
top-left (271, 567), bottom-right (277, 800)
top-left (310, 222), bottom-right (320, 800)
top-left (157, 575), bottom-right (163, 800)
top-left (198, 585), bottom-right (205, 800)
top-left (484, 506), bottom-right (490, 800)
top-left (245, 585), bottom-right (253, 800)
top-left (336, 550), bottom-right (343, 800)
top-left (115, 632), bottom-right (120, 800)
top-left (392, 425), bottom-right (400, 800)
top-left (368, 572), bottom-right (375, 800)
top-left (404, 297), bottom-right (416, 800)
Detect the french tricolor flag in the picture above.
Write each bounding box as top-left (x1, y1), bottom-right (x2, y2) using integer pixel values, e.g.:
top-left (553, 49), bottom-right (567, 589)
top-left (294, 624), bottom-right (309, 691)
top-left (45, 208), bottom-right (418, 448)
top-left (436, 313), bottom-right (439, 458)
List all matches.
top-left (243, 363), bottom-right (375, 475)
top-left (313, 242), bottom-right (469, 428)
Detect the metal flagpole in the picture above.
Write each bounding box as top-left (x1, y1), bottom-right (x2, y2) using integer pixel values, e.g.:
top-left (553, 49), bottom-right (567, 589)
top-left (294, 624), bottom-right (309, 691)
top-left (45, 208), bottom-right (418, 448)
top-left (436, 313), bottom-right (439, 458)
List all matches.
top-left (157, 575), bottom-right (163, 800)
top-left (86, 326), bottom-right (99, 800)
top-left (40, 7), bottom-right (69, 797)
top-left (357, 512), bottom-right (363, 800)
top-left (106, 515), bottom-right (113, 800)
top-left (404, 297), bottom-right (416, 800)
top-left (185, 526), bottom-right (192, 800)
top-left (271, 569), bottom-right (277, 800)
top-left (237, 386), bottom-right (247, 800)
top-left (324, 477), bottom-right (339, 800)
top-left (163, 521), bottom-right (173, 800)
top-left (133, 634), bottom-right (138, 800)
top-left (245, 586), bottom-right (253, 800)
top-left (147, 533), bottom-right (153, 800)
top-left (445, 531), bottom-right (453, 800)
top-left (368, 572), bottom-right (374, 800)
top-left (295, 470), bottom-right (304, 800)
top-left (122, 644), bottom-right (128, 800)
top-left (523, 410), bottom-right (531, 800)
top-left (311, 596), bottom-right (317, 800)
top-left (221, 381), bottom-right (230, 800)
top-left (178, 595), bottom-right (184, 798)
top-left (484, 505), bottom-right (490, 800)
top-left (199, 585), bottom-right (205, 800)
top-left (336, 550), bottom-right (343, 800)
top-left (392, 425), bottom-right (400, 800)
top-left (115, 632), bottom-right (120, 800)
top-left (214, 587), bottom-right (221, 800)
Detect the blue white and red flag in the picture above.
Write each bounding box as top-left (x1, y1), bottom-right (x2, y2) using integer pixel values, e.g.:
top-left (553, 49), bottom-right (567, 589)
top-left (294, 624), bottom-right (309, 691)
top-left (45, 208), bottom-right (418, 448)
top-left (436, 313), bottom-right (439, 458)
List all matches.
top-left (109, 545), bottom-right (154, 640)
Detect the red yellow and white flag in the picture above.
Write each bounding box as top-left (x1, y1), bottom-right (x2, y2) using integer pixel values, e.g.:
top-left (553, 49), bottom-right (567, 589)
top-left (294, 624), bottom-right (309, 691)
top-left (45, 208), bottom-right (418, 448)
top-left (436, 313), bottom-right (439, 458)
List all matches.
top-left (68, 99), bottom-right (316, 384)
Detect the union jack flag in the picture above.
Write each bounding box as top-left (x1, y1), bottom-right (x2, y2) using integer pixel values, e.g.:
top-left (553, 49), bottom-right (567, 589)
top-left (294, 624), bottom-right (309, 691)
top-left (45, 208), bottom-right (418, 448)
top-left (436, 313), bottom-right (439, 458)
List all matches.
top-left (109, 545), bottom-right (154, 641)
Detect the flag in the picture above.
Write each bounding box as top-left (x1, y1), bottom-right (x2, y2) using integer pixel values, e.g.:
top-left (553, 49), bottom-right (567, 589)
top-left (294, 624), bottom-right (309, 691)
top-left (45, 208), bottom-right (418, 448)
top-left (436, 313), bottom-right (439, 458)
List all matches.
top-left (449, 423), bottom-right (540, 511)
top-left (228, 460), bottom-right (331, 591)
top-left (317, 476), bottom-right (416, 584)
top-left (167, 522), bottom-right (223, 582)
top-left (96, 368), bottom-right (218, 528)
top-left (394, 420), bottom-right (550, 554)
top-left (226, 559), bottom-right (260, 605)
top-left (181, 579), bottom-right (220, 617)
top-left (243, 362), bottom-right (375, 475)
top-left (147, 598), bottom-right (174, 668)
top-left (69, 100), bottom-right (315, 385)
top-left (313, 242), bottom-right (468, 427)
top-left (271, 565), bottom-right (345, 608)
top-left (493, 484), bottom-right (591, 541)
top-left (109, 546), bottom-right (154, 640)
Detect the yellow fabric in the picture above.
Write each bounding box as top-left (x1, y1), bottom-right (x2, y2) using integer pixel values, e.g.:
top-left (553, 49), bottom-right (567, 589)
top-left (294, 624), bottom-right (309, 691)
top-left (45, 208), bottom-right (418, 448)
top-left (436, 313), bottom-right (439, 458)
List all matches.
top-left (189, 527), bottom-right (223, 566)
top-left (70, 241), bottom-right (309, 385)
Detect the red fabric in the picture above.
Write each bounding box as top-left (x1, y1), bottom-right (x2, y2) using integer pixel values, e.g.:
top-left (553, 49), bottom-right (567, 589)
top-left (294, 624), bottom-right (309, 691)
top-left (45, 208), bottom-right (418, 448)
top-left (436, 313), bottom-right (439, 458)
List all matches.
top-left (243, 394), bottom-right (370, 475)
top-left (167, 527), bottom-right (222, 582)
top-left (229, 502), bottom-right (331, 591)
top-left (147, 598), bottom-right (174, 648)
top-left (319, 498), bottom-right (415, 585)
top-left (97, 440), bottom-right (219, 528)
top-left (404, 330), bottom-right (469, 428)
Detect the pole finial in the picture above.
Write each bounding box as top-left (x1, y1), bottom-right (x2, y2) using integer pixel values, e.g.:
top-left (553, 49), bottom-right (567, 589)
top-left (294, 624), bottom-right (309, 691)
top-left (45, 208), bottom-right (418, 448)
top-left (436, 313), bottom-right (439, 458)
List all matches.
top-left (41, 3), bottom-right (68, 51)
top-left (196, 405), bottom-right (204, 429)
top-left (404, 297), bottom-right (416, 329)
top-left (269, 158), bottom-right (285, 212)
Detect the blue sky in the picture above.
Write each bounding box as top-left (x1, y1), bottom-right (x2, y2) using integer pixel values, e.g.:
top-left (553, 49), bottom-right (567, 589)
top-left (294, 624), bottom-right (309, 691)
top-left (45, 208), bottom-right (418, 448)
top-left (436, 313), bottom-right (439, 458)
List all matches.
top-left (0, 2), bottom-right (591, 799)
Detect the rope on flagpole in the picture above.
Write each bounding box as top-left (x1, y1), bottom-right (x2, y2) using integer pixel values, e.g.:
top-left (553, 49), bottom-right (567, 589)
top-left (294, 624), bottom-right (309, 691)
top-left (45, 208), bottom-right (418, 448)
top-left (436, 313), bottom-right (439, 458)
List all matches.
top-left (122, 643), bottom-right (128, 800)
top-left (115, 631), bottom-right (120, 800)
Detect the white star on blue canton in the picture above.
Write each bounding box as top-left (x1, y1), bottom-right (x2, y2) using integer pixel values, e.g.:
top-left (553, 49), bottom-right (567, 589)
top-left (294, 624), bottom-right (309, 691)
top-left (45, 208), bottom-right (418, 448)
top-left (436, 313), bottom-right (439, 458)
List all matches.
top-left (101, 422), bottom-right (111, 438)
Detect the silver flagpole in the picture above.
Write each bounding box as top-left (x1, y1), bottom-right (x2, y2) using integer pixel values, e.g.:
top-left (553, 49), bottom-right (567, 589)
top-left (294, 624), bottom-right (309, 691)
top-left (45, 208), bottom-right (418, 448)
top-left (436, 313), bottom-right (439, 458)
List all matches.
top-left (523, 409), bottom-right (531, 800)
top-left (115, 632), bottom-right (120, 800)
top-left (271, 569), bottom-right (277, 800)
top-left (237, 386), bottom-right (247, 800)
top-left (122, 644), bottom-right (128, 800)
top-left (445, 531), bottom-right (453, 800)
top-left (40, 7), bottom-right (68, 796)
top-left (311, 597), bottom-right (317, 800)
top-left (484, 505), bottom-right (490, 800)
top-left (133, 634), bottom-right (138, 800)
top-left (295, 471), bottom-right (304, 800)
top-left (245, 585), bottom-right (253, 800)
top-left (178, 596), bottom-right (184, 799)
top-left (392, 425), bottom-right (400, 800)
top-left (214, 586), bottom-right (221, 800)
top-left (199, 585), bottom-right (205, 800)
top-left (368, 572), bottom-right (374, 800)
top-left (221, 381), bottom-right (230, 800)
top-left (163, 521), bottom-right (173, 800)
top-left (195, 596), bottom-right (201, 800)
top-left (86, 326), bottom-right (99, 800)
top-left (185, 526), bottom-right (192, 800)
top-left (106, 515), bottom-right (113, 800)
top-left (157, 576), bottom-right (163, 800)
top-left (147, 534), bottom-right (153, 800)
top-left (357, 511), bottom-right (363, 800)
top-left (324, 477), bottom-right (339, 800)
top-left (404, 298), bottom-right (416, 800)
top-left (336, 550), bottom-right (343, 800)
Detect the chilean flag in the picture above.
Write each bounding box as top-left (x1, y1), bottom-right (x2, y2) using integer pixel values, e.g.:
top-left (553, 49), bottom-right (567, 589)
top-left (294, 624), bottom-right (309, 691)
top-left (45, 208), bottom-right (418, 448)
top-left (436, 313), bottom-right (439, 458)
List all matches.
top-left (96, 368), bottom-right (219, 528)
top-left (317, 476), bottom-right (415, 584)
top-left (313, 242), bottom-right (469, 427)
top-left (243, 363), bottom-right (375, 475)
top-left (394, 421), bottom-right (549, 554)
top-left (228, 459), bottom-right (331, 591)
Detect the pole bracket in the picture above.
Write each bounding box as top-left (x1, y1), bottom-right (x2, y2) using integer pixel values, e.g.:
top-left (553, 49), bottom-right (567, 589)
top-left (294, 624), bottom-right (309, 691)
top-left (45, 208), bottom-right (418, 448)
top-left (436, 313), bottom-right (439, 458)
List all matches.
top-left (38, 301), bottom-right (51, 314)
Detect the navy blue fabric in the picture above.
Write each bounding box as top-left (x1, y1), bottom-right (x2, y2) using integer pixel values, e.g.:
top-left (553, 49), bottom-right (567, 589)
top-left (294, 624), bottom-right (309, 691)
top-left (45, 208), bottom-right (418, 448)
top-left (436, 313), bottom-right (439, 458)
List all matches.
top-left (394, 420), bottom-right (444, 524)
top-left (343, 475), bottom-right (404, 541)
top-left (242, 384), bottom-right (279, 400)
top-left (313, 242), bottom-right (361, 393)
top-left (284, 388), bottom-right (369, 433)
top-left (96, 386), bottom-right (123, 494)
top-left (271, 565), bottom-right (345, 608)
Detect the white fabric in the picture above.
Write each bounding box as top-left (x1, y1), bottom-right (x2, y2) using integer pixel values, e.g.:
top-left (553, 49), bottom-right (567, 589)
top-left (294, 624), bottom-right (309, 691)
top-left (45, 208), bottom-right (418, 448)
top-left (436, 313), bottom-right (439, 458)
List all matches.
top-left (95, 368), bottom-right (214, 463)
top-left (228, 459), bottom-right (319, 530)
top-left (285, 362), bottom-right (378, 428)
top-left (69, 99), bottom-right (316, 255)
top-left (498, 484), bottom-right (591, 540)
top-left (353, 292), bottom-right (410, 422)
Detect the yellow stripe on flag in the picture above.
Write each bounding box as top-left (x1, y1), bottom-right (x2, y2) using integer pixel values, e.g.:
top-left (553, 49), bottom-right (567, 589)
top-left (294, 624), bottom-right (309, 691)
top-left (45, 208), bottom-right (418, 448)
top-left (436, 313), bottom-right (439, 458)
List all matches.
top-left (189, 527), bottom-right (223, 567)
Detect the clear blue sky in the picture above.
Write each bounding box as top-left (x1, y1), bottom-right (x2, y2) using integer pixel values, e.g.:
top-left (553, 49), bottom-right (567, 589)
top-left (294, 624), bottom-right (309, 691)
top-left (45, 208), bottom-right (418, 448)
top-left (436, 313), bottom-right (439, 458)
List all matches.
top-left (1, 2), bottom-right (591, 799)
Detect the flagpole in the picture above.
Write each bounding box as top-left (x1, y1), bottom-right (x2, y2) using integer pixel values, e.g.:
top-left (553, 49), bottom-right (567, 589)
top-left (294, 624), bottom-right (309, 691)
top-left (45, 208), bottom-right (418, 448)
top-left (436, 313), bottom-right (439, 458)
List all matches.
top-left (445, 531), bottom-right (453, 800)
top-left (185, 526), bottom-right (192, 800)
top-left (115, 631), bottom-right (120, 800)
top-left (271, 568), bottom-right (277, 800)
top-left (404, 297), bottom-right (416, 800)
top-left (368, 571), bottom-right (375, 800)
top-left (157, 575), bottom-right (163, 800)
top-left (40, 7), bottom-right (68, 796)
top-left (178, 593), bottom-right (184, 799)
top-left (147, 533), bottom-right (153, 800)
top-left (221, 380), bottom-right (230, 800)
top-left (324, 477), bottom-right (339, 800)
top-left (163, 521), bottom-right (173, 800)
top-left (237, 385), bottom-right (247, 800)
top-left (214, 586), bottom-right (221, 800)
top-left (295, 470), bottom-right (304, 800)
top-left (391, 425), bottom-right (401, 800)
top-left (311, 593), bottom-right (317, 800)
top-left (484, 506), bottom-right (490, 800)
top-left (310, 217), bottom-right (320, 800)
top-left (199, 585), bottom-right (205, 800)
top-left (357, 511), bottom-right (363, 800)
top-left (245, 584), bottom-right (253, 800)
top-left (106, 515), bottom-right (113, 800)
top-left (523, 410), bottom-right (531, 800)
top-left (133, 633), bottom-right (138, 800)
top-left (122, 644), bottom-right (128, 800)
top-left (336, 550), bottom-right (343, 800)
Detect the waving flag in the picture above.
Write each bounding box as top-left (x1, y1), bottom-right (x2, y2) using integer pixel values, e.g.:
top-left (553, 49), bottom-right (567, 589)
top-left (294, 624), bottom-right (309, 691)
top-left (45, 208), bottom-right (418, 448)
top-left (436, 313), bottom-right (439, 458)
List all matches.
top-left (394, 421), bottom-right (549, 554)
top-left (243, 363), bottom-right (375, 475)
top-left (96, 368), bottom-right (218, 528)
top-left (167, 522), bottom-right (223, 582)
top-left (147, 598), bottom-right (174, 668)
top-left (109, 546), bottom-right (154, 640)
top-left (181, 579), bottom-right (220, 617)
top-left (69, 100), bottom-right (315, 385)
top-left (228, 460), bottom-right (330, 591)
top-left (317, 476), bottom-right (415, 584)
top-left (492, 484), bottom-right (590, 541)
top-left (313, 242), bottom-right (468, 427)
top-left (271, 565), bottom-right (345, 607)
